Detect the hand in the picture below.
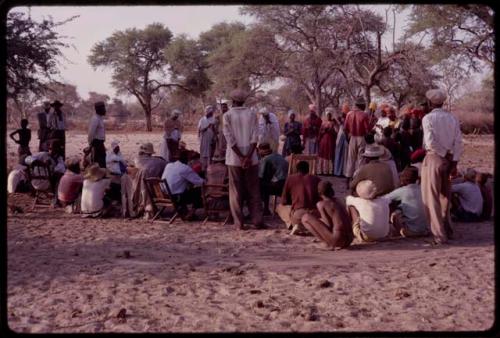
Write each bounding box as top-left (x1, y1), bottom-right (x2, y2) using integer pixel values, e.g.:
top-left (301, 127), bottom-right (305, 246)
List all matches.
top-left (241, 156), bottom-right (251, 169)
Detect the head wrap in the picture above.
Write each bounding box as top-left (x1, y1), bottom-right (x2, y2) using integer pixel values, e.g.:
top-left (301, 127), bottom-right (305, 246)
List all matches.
top-left (308, 103), bottom-right (317, 112)
top-left (111, 140), bottom-right (120, 150)
top-left (172, 109), bottom-right (181, 117)
top-left (288, 109), bottom-right (296, 118)
top-left (205, 105), bottom-right (215, 114)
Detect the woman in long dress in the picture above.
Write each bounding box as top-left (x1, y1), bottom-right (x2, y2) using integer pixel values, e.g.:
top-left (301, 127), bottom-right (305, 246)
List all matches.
top-left (318, 109), bottom-right (337, 175)
top-left (282, 110), bottom-right (302, 157)
top-left (334, 105), bottom-right (349, 177)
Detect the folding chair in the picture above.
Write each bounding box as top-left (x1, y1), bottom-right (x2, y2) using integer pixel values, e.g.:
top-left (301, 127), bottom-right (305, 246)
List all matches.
top-left (144, 177), bottom-right (180, 224)
top-left (287, 154), bottom-right (318, 175)
top-left (27, 159), bottom-right (54, 210)
top-left (201, 183), bottom-right (230, 226)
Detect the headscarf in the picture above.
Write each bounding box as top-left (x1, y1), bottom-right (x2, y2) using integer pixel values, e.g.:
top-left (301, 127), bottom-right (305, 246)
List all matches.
top-left (205, 105), bottom-right (215, 114)
top-left (308, 103), bottom-right (317, 113)
top-left (288, 109), bottom-right (296, 119)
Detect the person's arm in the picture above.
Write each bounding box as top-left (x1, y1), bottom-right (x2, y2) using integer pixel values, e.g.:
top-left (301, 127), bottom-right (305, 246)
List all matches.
top-left (9, 130), bottom-right (19, 144)
top-left (280, 178), bottom-right (291, 205)
top-left (181, 166), bottom-right (205, 187)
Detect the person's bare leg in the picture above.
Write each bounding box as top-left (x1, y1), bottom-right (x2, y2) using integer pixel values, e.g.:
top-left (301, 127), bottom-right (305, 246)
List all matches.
top-left (301, 213), bottom-right (336, 248)
top-left (316, 201), bottom-right (332, 230)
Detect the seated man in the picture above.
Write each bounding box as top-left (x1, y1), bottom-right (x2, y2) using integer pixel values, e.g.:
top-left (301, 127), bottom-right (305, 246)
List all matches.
top-left (451, 168), bottom-right (483, 222)
top-left (57, 156), bottom-right (84, 213)
top-left (358, 133), bottom-right (399, 186)
top-left (346, 180), bottom-right (391, 242)
top-left (81, 163), bottom-right (113, 217)
top-left (276, 161), bottom-right (321, 234)
top-left (7, 164), bottom-right (29, 194)
top-left (131, 143), bottom-right (167, 218)
top-left (476, 172), bottom-right (492, 221)
top-left (301, 181), bottom-right (353, 250)
top-left (382, 166), bottom-right (429, 237)
top-left (204, 155), bottom-right (230, 219)
top-left (258, 143), bottom-right (288, 215)
top-left (162, 150), bottom-right (205, 220)
top-left (350, 144), bottom-right (395, 197)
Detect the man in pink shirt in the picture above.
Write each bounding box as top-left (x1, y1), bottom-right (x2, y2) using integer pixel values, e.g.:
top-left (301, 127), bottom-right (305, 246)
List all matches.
top-left (344, 97), bottom-right (370, 186)
top-left (58, 157), bottom-right (84, 213)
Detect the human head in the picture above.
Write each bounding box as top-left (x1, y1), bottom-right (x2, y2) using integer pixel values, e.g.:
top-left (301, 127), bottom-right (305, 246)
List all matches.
top-left (308, 103), bottom-right (317, 114)
top-left (111, 140), bottom-right (120, 154)
top-left (258, 143), bottom-right (272, 157)
top-left (387, 107), bottom-right (396, 120)
top-left (400, 166), bottom-right (419, 186)
top-left (65, 157), bottom-right (81, 174)
top-left (20, 119), bottom-right (28, 128)
top-left (476, 172), bottom-right (489, 186)
top-left (325, 107), bottom-right (334, 121)
top-left (43, 101), bottom-right (51, 112)
top-left (318, 180), bottom-right (334, 198)
top-left (94, 101), bottom-right (106, 116)
top-left (171, 109), bottom-right (181, 120)
top-left (288, 109), bottom-right (296, 121)
top-left (220, 100), bottom-right (229, 113)
top-left (464, 168), bottom-right (477, 183)
top-left (48, 139), bottom-right (61, 155)
top-left (230, 89), bottom-right (247, 107)
top-left (341, 103), bottom-right (350, 115)
top-left (51, 100), bottom-right (63, 110)
top-left (364, 132), bottom-right (375, 145)
top-left (425, 89), bottom-right (447, 109)
top-left (296, 161), bottom-right (309, 175)
top-left (205, 105), bottom-right (215, 117)
top-left (362, 144), bottom-right (384, 161)
top-left (401, 116), bottom-right (411, 131)
top-left (139, 142), bottom-right (155, 156)
top-left (354, 97), bottom-right (366, 111)
top-left (178, 150), bottom-right (189, 164)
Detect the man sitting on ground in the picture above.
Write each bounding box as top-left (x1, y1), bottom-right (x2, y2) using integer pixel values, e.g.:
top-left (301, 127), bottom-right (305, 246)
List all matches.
top-left (451, 168), bottom-right (483, 222)
top-left (476, 172), bottom-right (492, 221)
top-left (162, 150), bottom-right (205, 220)
top-left (258, 143), bottom-right (289, 215)
top-left (301, 181), bottom-right (353, 250)
top-left (350, 144), bottom-right (395, 197)
top-left (346, 180), bottom-right (391, 242)
top-left (383, 166), bottom-right (429, 237)
top-left (57, 156), bottom-right (84, 213)
top-left (276, 161), bottom-right (321, 234)
top-left (81, 163), bottom-right (113, 217)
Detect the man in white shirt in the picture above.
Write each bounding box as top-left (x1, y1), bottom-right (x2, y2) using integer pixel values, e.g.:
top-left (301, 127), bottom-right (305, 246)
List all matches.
top-left (451, 168), bottom-right (483, 222)
top-left (106, 140), bottom-right (127, 176)
top-left (88, 101), bottom-right (107, 168)
top-left (258, 107), bottom-right (280, 153)
top-left (81, 163), bottom-right (112, 217)
top-left (346, 180), bottom-right (391, 242)
top-left (223, 89), bottom-right (266, 230)
top-left (198, 105), bottom-right (216, 171)
top-left (162, 150), bottom-right (205, 220)
top-left (48, 100), bottom-right (67, 159)
top-left (421, 88), bottom-right (463, 245)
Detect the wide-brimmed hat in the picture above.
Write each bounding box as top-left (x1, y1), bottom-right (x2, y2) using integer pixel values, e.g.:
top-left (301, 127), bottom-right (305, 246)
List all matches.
top-left (356, 180), bottom-right (377, 200)
top-left (51, 100), bottom-right (63, 107)
top-left (425, 89), bottom-right (447, 105)
top-left (379, 146), bottom-right (393, 161)
top-left (230, 89), bottom-right (248, 102)
top-left (362, 145), bottom-right (384, 158)
top-left (139, 142), bottom-right (155, 154)
top-left (83, 163), bottom-right (107, 182)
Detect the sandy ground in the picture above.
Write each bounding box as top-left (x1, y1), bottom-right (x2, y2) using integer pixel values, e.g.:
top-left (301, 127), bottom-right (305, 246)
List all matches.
top-left (6, 130), bottom-right (495, 333)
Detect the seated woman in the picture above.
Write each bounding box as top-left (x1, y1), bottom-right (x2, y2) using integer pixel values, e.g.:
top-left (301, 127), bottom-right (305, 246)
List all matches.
top-left (301, 181), bottom-right (353, 250)
top-left (346, 180), bottom-right (391, 242)
top-left (81, 163), bottom-right (113, 218)
top-left (57, 157), bottom-right (84, 213)
top-left (382, 166), bottom-right (429, 237)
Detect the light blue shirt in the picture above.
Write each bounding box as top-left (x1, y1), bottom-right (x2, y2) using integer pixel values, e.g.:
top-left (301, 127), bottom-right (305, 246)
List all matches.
top-left (383, 183), bottom-right (429, 233)
top-left (161, 161), bottom-right (204, 195)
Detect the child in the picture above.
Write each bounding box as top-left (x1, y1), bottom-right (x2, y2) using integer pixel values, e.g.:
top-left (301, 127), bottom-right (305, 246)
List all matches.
top-left (10, 119), bottom-right (32, 161)
top-left (301, 180), bottom-right (353, 250)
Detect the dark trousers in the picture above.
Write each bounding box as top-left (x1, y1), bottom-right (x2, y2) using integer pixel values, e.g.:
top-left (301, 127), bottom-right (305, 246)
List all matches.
top-left (228, 165), bottom-right (263, 228)
top-left (260, 179), bottom-right (285, 210)
top-left (91, 139), bottom-right (106, 168)
top-left (52, 130), bottom-right (66, 159)
top-left (172, 187), bottom-right (203, 214)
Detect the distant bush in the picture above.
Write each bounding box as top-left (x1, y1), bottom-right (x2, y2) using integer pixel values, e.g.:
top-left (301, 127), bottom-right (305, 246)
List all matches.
top-left (455, 111), bottom-right (494, 134)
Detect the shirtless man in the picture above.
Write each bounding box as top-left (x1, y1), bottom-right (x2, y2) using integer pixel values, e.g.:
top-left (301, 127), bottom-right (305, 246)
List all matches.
top-left (301, 180), bottom-right (354, 250)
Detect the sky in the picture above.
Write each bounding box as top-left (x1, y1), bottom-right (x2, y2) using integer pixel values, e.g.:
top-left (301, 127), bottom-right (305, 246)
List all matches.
top-left (14, 5), bottom-right (424, 101)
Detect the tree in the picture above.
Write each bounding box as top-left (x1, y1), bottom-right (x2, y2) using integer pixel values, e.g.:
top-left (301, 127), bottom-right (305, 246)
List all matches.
top-left (44, 82), bottom-right (82, 118)
top-left (405, 5), bottom-right (494, 71)
top-left (433, 54), bottom-right (472, 111)
top-left (78, 91), bottom-right (111, 120)
top-left (88, 23), bottom-right (185, 131)
top-left (6, 10), bottom-right (78, 117)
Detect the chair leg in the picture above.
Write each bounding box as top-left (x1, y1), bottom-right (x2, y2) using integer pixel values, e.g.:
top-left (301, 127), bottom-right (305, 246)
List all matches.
top-left (202, 215), bottom-right (209, 226)
top-left (32, 192), bottom-right (38, 211)
top-left (168, 212), bottom-right (178, 225)
top-left (151, 207), bottom-right (165, 222)
top-left (222, 215), bottom-right (230, 226)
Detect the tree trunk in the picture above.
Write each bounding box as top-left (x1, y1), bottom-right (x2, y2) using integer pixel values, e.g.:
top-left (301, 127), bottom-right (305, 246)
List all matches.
top-left (314, 86), bottom-right (322, 116)
top-left (145, 108), bottom-right (152, 131)
top-left (364, 86), bottom-right (371, 105)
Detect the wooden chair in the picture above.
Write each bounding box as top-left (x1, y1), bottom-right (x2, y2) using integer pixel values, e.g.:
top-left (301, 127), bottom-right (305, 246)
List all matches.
top-left (201, 183), bottom-right (230, 226)
top-left (287, 154), bottom-right (318, 175)
top-left (144, 177), bottom-right (180, 224)
top-left (27, 159), bottom-right (54, 210)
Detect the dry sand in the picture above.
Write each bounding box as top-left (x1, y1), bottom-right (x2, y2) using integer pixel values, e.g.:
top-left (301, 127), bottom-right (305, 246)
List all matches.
top-left (6, 130), bottom-right (495, 333)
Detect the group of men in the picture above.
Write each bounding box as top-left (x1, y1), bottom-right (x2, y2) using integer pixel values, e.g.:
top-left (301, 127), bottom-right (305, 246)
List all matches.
top-left (8, 87), bottom-right (493, 248)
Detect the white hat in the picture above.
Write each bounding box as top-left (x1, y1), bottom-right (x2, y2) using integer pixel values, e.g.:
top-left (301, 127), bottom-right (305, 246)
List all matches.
top-left (172, 109), bottom-right (181, 117)
top-left (111, 140), bottom-right (120, 150)
top-left (288, 109), bottom-right (296, 118)
top-left (425, 89), bottom-right (447, 105)
top-left (220, 99), bottom-right (230, 105)
top-left (356, 180), bottom-right (377, 200)
top-left (362, 145), bottom-right (384, 158)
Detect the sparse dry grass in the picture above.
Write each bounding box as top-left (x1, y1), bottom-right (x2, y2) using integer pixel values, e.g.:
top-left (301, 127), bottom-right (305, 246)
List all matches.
top-left (454, 111), bottom-right (494, 134)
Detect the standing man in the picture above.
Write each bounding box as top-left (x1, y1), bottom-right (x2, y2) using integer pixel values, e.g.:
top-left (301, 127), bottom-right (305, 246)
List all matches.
top-left (48, 100), bottom-right (67, 159)
top-left (223, 89), bottom-right (266, 230)
top-left (198, 105), bottom-right (216, 171)
top-left (421, 89), bottom-right (463, 245)
top-left (161, 109), bottom-right (182, 162)
top-left (37, 101), bottom-right (51, 151)
top-left (258, 107), bottom-right (280, 153)
top-left (88, 101), bottom-right (106, 168)
top-left (213, 99), bottom-right (229, 159)
top-left (302, 104), bottom-right (322, 155)
top-left (282, 109), bottom-right (302, 157)
top-left (344, 97), bottom-right (370, 187)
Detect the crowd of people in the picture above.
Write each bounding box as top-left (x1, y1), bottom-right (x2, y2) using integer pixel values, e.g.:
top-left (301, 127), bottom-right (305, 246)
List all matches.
top-left (7, 88), bottom-right (493, 248)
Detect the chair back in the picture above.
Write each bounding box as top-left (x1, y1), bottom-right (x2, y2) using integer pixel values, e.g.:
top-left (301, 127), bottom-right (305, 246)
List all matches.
top-left (288, 154), bottom-right (317, 175)
top-left (144, 177), bottom-right (176, 207)
top-left (202, 183), bottom-right (229, 213)
top-left (27, 159), bottom-right (53, 192)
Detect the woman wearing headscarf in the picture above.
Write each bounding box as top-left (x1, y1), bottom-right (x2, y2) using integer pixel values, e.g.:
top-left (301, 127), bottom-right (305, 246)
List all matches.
top-left (333, 103), bottom-right (350, 177)
top-left (198, 105), bottom-right (216, 171)
top-left (282, 109), bottom-right (302, 157)
top-left (318, 108), bottom-right (337, 175)
top-left (302, 103), bottom-right (322, 155)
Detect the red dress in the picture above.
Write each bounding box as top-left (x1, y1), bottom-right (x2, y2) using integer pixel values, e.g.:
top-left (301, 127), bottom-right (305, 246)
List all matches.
top-left (318, 121), bottom-right (337, 160)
